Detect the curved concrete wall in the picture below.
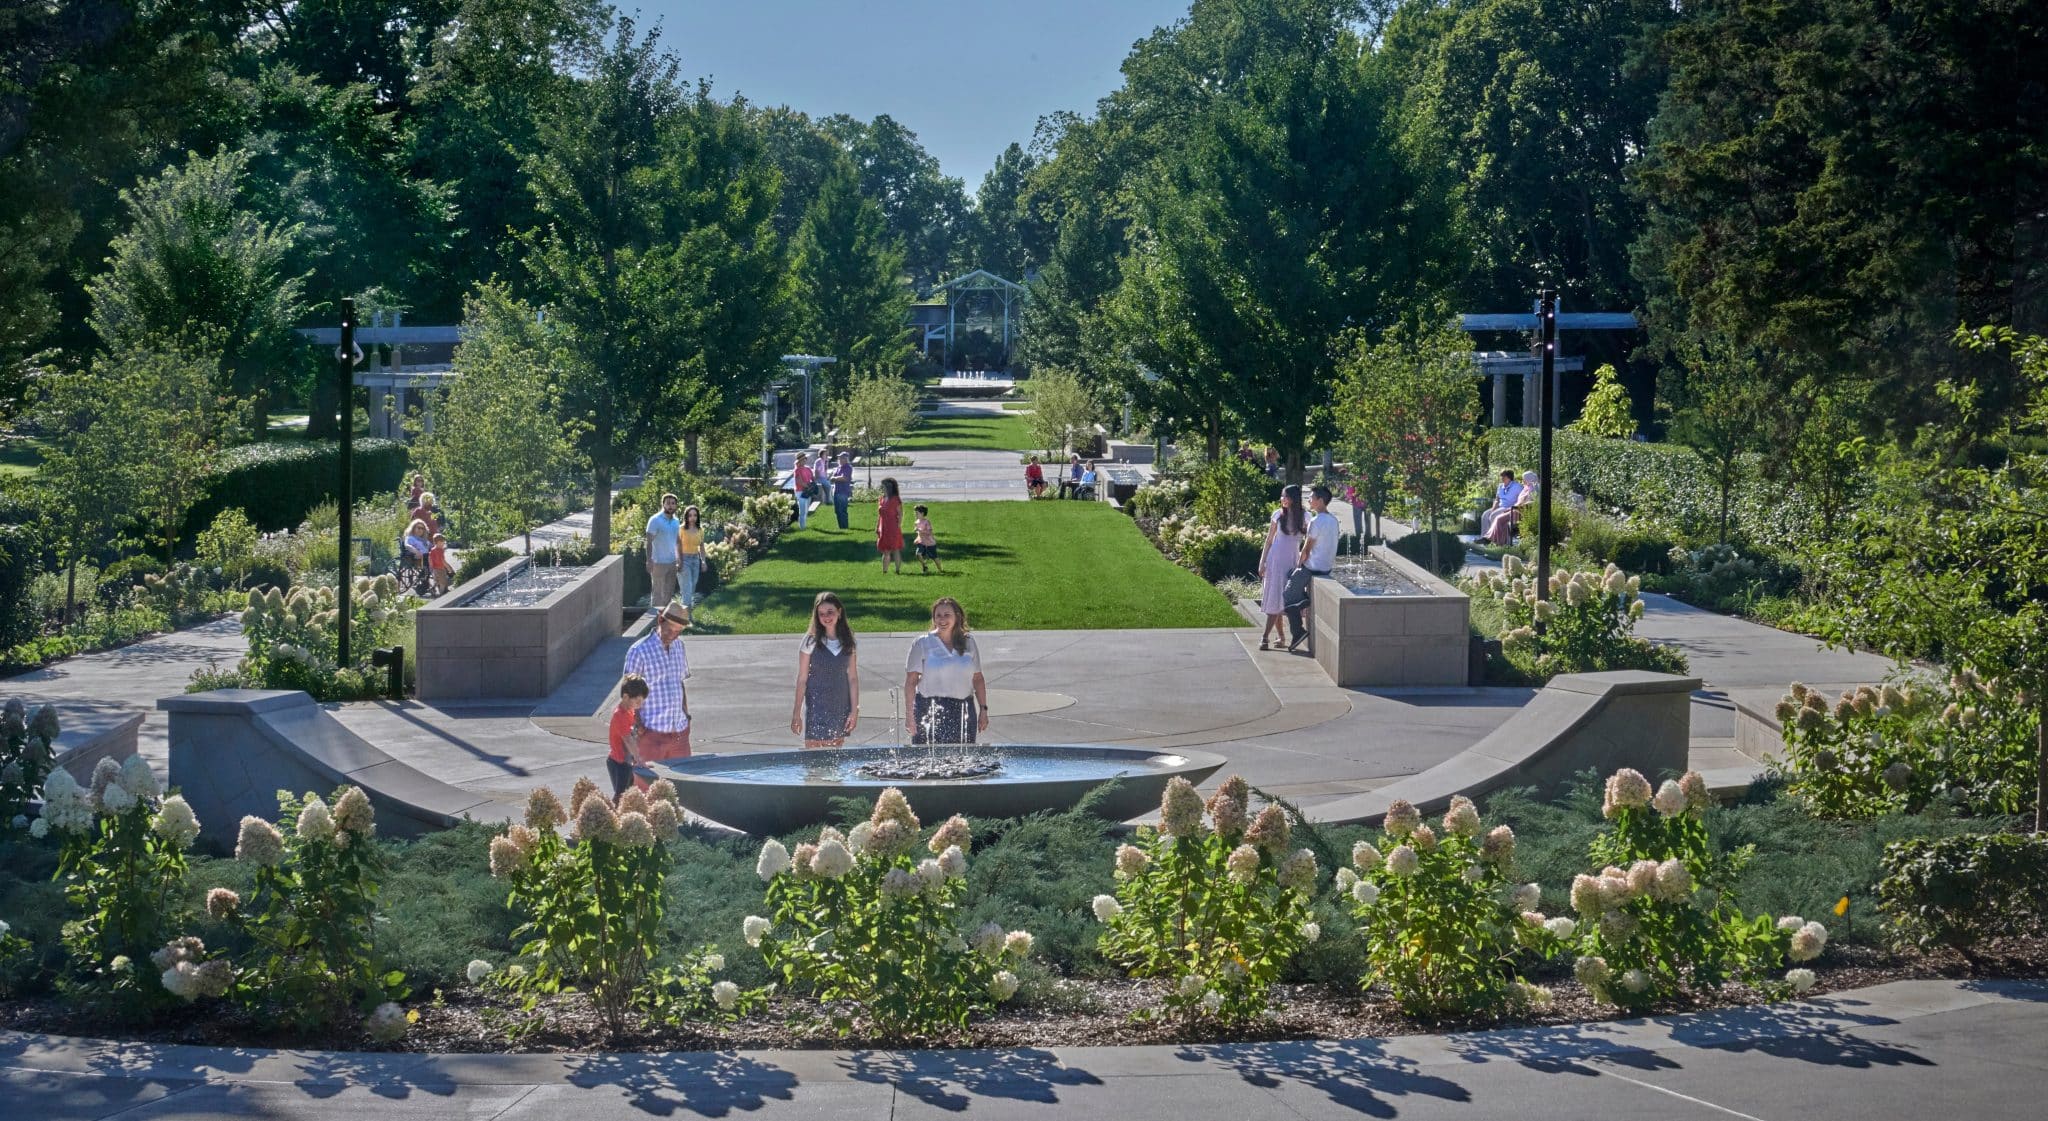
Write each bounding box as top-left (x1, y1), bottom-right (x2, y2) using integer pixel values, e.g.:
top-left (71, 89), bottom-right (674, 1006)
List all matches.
top-left (162, 690), bottom-right (500, 847)
top-left (1311, 670), bottom-right (1699, 825)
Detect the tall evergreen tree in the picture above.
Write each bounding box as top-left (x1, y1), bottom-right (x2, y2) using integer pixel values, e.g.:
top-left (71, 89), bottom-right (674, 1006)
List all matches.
top-left (792, 161), bottom-right (912, 395)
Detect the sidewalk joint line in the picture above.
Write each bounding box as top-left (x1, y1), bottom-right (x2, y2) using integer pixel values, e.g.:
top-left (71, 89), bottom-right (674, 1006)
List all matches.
top-left (1597, 1065), bottom-right (1775, 1121)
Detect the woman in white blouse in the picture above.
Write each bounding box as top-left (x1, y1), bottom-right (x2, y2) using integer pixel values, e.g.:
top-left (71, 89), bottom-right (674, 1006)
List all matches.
top-left (903, 596), bottom-right (990, 744)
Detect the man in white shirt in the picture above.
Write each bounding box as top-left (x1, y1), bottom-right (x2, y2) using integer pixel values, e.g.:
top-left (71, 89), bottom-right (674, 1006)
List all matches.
top-left (1287, 484), bottom-right (1342, 653)
top-left (645, 493), bottom-right (681, 610)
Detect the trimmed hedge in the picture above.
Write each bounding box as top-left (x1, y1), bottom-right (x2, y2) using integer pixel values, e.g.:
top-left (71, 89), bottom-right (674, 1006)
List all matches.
top-left (0, 523), bottom-right (39, 650)
top-left (1487, 429), bottom-right (1809, 549)
top-left (1878, 833), bottom-right (2048, 957)
top-left (1390, 529), bottom-right (1465, 576)
top-left (183, 438), bottom-right (409, 537)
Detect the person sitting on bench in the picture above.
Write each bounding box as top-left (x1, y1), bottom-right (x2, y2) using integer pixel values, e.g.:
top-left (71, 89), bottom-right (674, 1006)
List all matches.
top-left (1058, 454), bottom-right (1083, 499)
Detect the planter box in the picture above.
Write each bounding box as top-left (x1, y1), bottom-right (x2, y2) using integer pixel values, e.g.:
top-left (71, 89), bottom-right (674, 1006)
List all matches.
top-left (414, 553), bottom-right (623, 701)
top-left (1311, 546), bottom-right (1472, 687)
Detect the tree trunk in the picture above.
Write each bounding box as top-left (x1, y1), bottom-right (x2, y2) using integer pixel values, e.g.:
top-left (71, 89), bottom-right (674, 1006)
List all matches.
top-left (64, 559), bottom-right (77, 626)
top-left (1427, 506), bottom-right (1440, 574)
top-left (1718, 474), bottom-right (1734, 545)
top-left (592, 464), bottom-right (613, 556)
top-left (1205, 413), bottom-right (1222, 462)
top-left (1286, 450), bottom-right (1303, 487)
top-left (2036, 691), bottom-right (2046, 834)
top-left (684, 432), bottom-right (701, 476)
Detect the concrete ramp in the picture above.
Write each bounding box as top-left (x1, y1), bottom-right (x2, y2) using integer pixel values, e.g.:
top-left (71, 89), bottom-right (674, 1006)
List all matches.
top-left (1311, 670), bottom-right (1699, 825)
top-left (161, 690), bottom-right (504, 847)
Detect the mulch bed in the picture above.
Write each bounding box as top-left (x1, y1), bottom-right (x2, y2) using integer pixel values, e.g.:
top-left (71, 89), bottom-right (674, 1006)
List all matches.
top-left (4, 938), bottom-right (2044, 1054)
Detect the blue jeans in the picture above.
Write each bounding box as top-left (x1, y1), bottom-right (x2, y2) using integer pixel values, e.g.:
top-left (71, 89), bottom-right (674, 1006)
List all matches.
top-left (680, 554), bottom-right (701, 607)
top-left (834, 491), bottom-right (850, 529)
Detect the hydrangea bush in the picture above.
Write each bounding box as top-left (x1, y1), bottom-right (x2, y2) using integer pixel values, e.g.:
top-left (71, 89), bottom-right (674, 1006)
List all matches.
top-left (41, 758), bottom-right (199, 999)
top-left (1554, 768), bottom-right (1825, 1007)
top-left (489, 778), bottom-right (689, 1039)
top-left (1343, 796), bottom-right (1556, 1016)
top-left (1776, 673), bottom-right (2037, 818)
top-left (1, 698), bottom-right (60, 834)
top-left (210, 576), bottom-right (417, 700)
top-left (748, 788), bottom-right (1032, 1036)
top-left (206, 788), bottom-right (406, 1028)
top-left (1095, 776), bottom-right (1320, 1022)
top-left (1466, 559), bottom-right (1686, 678)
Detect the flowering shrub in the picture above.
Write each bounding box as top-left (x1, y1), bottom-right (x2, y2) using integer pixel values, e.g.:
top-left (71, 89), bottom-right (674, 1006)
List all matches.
top-left (1776, 673), bottom-right (2037, 818)
top-left (489, 779), bottom-right (687, 1039)
top-left (41, 758), bottom-right (198, 997)
top-left (702, 538), bottom-right (749, 585)
top-left (207, 788), bottom-right (405, 1027)
top-left (207, 576), bottom-right (417, 701)
top-left (1129, 477), bottom-right (1195, 519)
top-left (1, 698), bottom-right (59, 834)
top-left (1466, 558), bottom-right (1687, 678)
top-left (741, 491), bottom-right (794, 537)
top-left (0, 917), bottom-right (33, 996)
top-left (1095, 776), bottom-right (1319, 1022)
top-left (1343, 796), bottom-right (1555, 1016)
top-left (1152, 515), bottom-right (1266, 581)
top-left (750, 788), bottom-right (1032, 1036)
top-left (1558, 769), bottom-right (1823, 1007)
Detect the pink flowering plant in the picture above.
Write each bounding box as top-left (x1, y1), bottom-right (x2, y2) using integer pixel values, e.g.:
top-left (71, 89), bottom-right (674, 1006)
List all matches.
top-left (1777, 673), bottom-right (2035, 818)
top-left (209, 787), bottom-right (404, 1029)
top-left (1560, 768), bottom-right (1825, 1008)
top-left (1, 698), bottom-right (59, 834)
top-left (1344, 795), bottom-right (1558, 1016)
top-left (1095, 776), bottom-right (1320, 1022)
top-left (1466, 560), bottom-right (1685, 678)
top-left (41, 757), bottom-right (199, 1000)
top-left (488, 777), bottom-right (689, 1040)
top-left (749, 788), bottom-right (1031, 1037)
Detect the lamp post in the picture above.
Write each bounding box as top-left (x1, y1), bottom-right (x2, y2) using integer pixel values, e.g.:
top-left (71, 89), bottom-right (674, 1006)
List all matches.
top-left (336, 298), bottom-right (361, 665)
top-left (1535, 289), bottom-right (1557, 628)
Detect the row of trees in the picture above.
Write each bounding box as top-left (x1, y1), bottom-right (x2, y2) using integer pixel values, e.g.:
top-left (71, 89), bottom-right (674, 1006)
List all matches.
top-left (1014, 0), bottom-right (2046, 485)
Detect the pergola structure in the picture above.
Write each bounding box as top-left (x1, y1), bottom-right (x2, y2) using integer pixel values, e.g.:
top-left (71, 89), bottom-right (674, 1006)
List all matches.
top-left (924, 268), bottom-right (1027, 366)
top-left (298, 311), bottom-right (461, 440)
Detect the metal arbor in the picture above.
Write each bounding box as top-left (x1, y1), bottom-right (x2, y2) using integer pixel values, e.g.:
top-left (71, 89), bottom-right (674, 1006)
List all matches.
top-left (931, 269), bottom-right (1026, 368)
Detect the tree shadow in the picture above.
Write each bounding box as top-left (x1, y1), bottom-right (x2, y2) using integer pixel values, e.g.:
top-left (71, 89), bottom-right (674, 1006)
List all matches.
top-left (1446, 1020), bottom-right (1678, 1075)
top-left (290, 1050), bottom-right (458, 1101)
top-left (1959, 979), bottom-right (2048, 1002)
top-left (841, 1047), bottom-right (1101, 1112)
top-left (1177, 1039), bottom-right (1472, 1118)
top-left (563, 1051), bottom-right (799, 1117)
top-left (1650, 1000), bottom-right (1933, 1068)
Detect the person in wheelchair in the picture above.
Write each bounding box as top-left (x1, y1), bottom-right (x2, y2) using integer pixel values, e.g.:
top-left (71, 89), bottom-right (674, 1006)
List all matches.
top-left (399, 519), bottom-right (435, 596)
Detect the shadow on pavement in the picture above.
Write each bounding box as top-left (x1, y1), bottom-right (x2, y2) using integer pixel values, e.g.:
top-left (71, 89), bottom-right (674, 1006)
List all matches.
top-left (566, 1051), bottom-right (799, 1117)
top-left (1179, 1038), bottom-right (1472, 1118)
top-left (842, 1047), bottom-right (1101, 1111)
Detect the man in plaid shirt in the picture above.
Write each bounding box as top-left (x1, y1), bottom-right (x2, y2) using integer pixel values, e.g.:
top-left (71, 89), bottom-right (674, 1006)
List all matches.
top-left (623, 602), bottom-right (693, 766)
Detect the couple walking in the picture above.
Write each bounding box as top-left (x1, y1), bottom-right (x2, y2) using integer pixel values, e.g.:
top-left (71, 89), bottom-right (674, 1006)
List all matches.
top-left (1257, 483), bottom-right (1342, 652)
top-left (791, 451), bottom-right (856, 530)
top-left (788, 594), bottom-right (988, 749)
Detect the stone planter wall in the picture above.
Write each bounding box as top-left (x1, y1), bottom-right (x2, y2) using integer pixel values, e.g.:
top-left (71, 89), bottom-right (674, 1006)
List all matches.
top-left (415, 553), bottom-right (624, 701)
top-left (1311, 545), bottom-right (1472, 687)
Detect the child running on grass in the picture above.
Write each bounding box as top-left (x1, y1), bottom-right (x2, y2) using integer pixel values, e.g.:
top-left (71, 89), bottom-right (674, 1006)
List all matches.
top-left (913, 504), bottom-right (943, 574)
top-left (607, 673), bottom-right (650, 796)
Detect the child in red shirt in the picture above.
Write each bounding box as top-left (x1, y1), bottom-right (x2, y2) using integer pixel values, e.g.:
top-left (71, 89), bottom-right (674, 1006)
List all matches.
top-left (607, 674), bottom-right (650, 796)
top-left (428, 533), bottom-right (451, 595)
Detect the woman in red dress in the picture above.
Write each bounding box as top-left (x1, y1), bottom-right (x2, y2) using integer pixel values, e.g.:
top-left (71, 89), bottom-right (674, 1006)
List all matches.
top-left (876, 476), bottom-right (905, 573)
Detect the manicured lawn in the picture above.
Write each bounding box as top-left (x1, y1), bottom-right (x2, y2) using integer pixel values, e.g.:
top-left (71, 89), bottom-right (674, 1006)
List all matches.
top-left (692, 500), bottom-right (1245, 633)
top-left (1000, 401), bottom-right (1033, 411)
top-left (0, 437), bottom-right (45, 477)
top-left (892, 414), bottom-right (1036, 451)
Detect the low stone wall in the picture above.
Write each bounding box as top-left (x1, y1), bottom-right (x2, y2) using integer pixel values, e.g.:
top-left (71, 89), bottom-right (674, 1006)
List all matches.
top-left (1310, 670), bottom-right (1700, 825)
top-left (161, 689), bottom-right (498, 846)
top-left (1734, 697), bottom-right (1786, 763)
top-left (1311, 546), bottom-right (1471, 687)
top-left (415, 553), bottom-right (623, 701)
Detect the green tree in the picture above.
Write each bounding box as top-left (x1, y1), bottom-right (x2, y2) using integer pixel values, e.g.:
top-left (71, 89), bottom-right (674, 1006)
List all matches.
top-left (968, 142), bottom-right (1052, 279)
top-left (1024, 367), bottom-right (1100, 458)
top-left (1569, 364), bottom-right (1636, 438)
top-left (792, 161), bottom-right (912, 393)
top-left (1668, 336), bottom-right (1770, 544)
top-left (85, 149), bottom-right (307, 435)
top-left (820, 114), bottom-right (970, 292)
top-left (1340, 323), bottom-right (1480, 573)
top-left (834, 370), bottom-right (917, 471)
top-left (412, 284), bottom-right (580, 550)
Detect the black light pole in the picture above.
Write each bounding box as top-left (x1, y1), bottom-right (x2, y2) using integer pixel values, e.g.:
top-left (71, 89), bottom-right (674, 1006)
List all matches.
top-left (1535, 289), bottom-right (1557, 628)
top-left (337, 298), bottom-right (357, 666)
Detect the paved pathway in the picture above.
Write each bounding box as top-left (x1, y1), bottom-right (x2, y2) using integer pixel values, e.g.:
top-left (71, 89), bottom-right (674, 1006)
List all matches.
top-left (2, 979), bottom-right (2041, 1119)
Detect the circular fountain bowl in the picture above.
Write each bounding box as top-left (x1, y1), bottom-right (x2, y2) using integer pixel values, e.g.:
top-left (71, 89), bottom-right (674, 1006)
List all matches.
top-left (658, 744), bottom-right (1227, 836)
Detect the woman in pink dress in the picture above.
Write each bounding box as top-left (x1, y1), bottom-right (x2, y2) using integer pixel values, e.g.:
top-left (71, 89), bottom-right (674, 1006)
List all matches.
top-left (1258, 485), bottom-right (1304, 650)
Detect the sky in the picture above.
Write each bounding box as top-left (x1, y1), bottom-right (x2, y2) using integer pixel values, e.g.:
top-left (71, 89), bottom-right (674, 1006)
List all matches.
top-left (642, 0), bottom-right (1192, 188)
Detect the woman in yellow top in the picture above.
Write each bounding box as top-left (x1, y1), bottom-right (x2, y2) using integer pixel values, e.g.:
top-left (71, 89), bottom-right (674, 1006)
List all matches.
top-left (678, 506), bottom-right (705, 608)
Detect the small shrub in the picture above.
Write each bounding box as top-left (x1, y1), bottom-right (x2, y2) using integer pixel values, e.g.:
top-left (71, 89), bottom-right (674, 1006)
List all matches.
top-left (96, 556), bottom-right (166, 606)
top-left (1095, 777), bottom-right (1318, 1022)
top-left (1, 700), bottom-right (59, 835)
top-left (1345, 796), bottom-right (1555, 1016)
top-left (204, 576), bottom-right (418, 702)
top-left (0, 523), bottom-right (40, 650)
top-left (751, 789), bottom-right (1032, 1037)
top-left (194, 508), bottom-right (260, 580)
top-left (454, 546), bottom-right (514, 586)
top-left (1466, 558), bottom-right (1688, 679)
top-left (1776, 674), bottom-right (2036, 819)
top-left (240, 559), bottom-right (291, 593)
top-left (1559, 769), bottom-right (1824, 1008)
top-left (1184, 530), bottom-right (1261, 582)
top-left (206, 787), bottom-right (405, 1028)
top-left (1389, 530), bottom-right (1465, 576)
top-left (40, 758), bottom-right (201, 1003)
top-left (1129, 477), bottom-right (1195, 519)
top-left (1193, 457), bottom-right (1271, 530)
top-left (1878, 833), bottom-right (2048, 957)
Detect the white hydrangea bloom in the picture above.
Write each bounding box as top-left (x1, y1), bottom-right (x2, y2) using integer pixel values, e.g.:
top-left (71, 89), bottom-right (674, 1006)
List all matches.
top-left (846, 821), bottom-right (875, 855)
top-left (1544, 917), bottom-right (1577, 939)
top-left (1789, 921), bottom-right (1828, 962)
top-left (743, 915), bottom-right (771, 947)
top-left (1201, 990), bottom-right (1224, 1015)
top-left (1652, 780), bottom-right (1686, 817)
top-left (1620, 969), bottom-right (1650, 993)
top-left (466, 960), bottom-right (493, 984)
top-left (812, 838), bottom-right (854, 879)
top-left (1387, 845), bottom-right (1420, 877)
top-left (1092, 894), bottom-right (1122, 923)
top-left (1785, 968), bottom-right (1817, 994)
top-left (1512, 882), bottom-right (1542, 912)
top-left (1352, 840), bottom-right (1382, 872)
top-left (712, 980), bottom-right (740, 1010)
top-left (756, 839), bottom-right (792, 881)
top-left (1351, 880), bottom-right (1380, 906)
top-left (989, 971), bottom-right (1020, 1001)
top-left (1299, 921), bottom-right (1320, 944)
top-left (366, 1001), bottom-right (410, 1042)
top-left (297, 796), bottom-right (335, 843)
top-left (1177, 973), bottom-right (1207, 999)
top-left (118, 756), bottom-right (160, 800)
top-left (704, 953), bottom-right (725, 973)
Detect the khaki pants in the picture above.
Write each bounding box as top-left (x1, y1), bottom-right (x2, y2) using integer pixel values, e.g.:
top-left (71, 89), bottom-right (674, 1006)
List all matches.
top-left (648, 561), bottom-right (677, 608)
